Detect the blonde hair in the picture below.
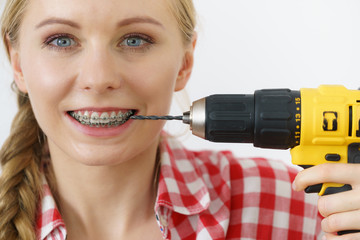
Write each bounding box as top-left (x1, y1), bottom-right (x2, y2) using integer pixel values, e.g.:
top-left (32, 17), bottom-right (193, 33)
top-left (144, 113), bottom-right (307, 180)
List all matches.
top-left (0, 0), bottom-right (196, 239)
top-left (166, 0), bottom-right (197, 45)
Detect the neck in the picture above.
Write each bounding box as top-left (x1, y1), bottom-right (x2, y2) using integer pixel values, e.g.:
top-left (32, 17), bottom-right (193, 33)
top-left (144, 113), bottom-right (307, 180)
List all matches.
top-left (48, 138), bottom-right (161, 239)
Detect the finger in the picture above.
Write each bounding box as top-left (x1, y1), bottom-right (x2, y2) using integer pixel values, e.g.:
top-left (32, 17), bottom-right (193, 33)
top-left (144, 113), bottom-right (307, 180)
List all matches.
top-left (323, 232), bottom-right (338, 240)
top-left (322, 232), bottom-right (335, 240)
top-left (293, 163), bottom-right (360, 192)
top-left (323, 232), bottom-right (360, 240)
top-left (318, 189), bottom-right (360, 218)
top-left (321, 210), bottom-right (360, 234)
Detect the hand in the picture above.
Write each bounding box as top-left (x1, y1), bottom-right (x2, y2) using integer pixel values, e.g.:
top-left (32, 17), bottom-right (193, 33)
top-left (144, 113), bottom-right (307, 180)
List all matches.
top-left (292, 163), bottom-right (360, 239)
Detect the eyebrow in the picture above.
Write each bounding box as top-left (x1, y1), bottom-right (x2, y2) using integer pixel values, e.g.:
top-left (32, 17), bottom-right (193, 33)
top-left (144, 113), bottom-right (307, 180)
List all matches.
top-left (117, 17), bottom-right (164, 29)
top-left (35, 18), bottom-right (80, 29)
top-left (35, 16), bottom-right (164, 30)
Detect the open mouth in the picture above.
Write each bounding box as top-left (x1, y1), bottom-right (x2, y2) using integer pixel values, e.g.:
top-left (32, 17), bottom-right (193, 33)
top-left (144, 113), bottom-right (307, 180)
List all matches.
top-left (68, 109), bottom-right (136, 128)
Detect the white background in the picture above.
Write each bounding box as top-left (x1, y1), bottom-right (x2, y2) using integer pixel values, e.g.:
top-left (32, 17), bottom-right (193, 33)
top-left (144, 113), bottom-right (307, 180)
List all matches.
top-left (1, 1), bottom-right (360, 166)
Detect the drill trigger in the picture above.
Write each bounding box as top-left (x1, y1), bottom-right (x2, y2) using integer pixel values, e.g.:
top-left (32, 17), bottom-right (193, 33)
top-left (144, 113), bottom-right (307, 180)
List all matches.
top-left (305, 184), bottom-right (323, 194)
top-left (323, 184), bottom-right (352, 195)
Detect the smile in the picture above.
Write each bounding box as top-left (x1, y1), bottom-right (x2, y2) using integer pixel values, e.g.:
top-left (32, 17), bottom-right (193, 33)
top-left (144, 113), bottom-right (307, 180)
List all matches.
top-left (68, 110), bottom-right (135, 127)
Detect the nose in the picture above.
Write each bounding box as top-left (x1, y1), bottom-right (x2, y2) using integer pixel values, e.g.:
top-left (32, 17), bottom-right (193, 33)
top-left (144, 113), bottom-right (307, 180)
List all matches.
top-left (77, 47), bottom-right (122, 93)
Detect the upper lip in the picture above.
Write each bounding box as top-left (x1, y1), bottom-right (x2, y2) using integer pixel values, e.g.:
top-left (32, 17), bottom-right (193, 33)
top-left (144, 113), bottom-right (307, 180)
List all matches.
top-left (67, 107), bottom-right (137, 112)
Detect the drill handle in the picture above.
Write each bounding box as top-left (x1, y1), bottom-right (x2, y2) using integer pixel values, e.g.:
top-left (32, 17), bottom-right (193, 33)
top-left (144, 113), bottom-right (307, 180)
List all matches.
top-left (299, 165), bottom-right (355, 236)
top-left (293, 143), bottom-right (360, 195)
top-left (299, 165), bottom-right (352, 196)
top-left (292, 143), bottom-right (360, 235)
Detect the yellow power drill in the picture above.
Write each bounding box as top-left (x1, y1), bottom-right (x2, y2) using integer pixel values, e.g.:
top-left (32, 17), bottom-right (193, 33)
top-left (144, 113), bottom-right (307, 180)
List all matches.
top-left (183, 85), bottom-right (360, 197)
top-left (132, 85), bottom-right (360, 196)
top-left (131, 85), bottom-right (360, 234)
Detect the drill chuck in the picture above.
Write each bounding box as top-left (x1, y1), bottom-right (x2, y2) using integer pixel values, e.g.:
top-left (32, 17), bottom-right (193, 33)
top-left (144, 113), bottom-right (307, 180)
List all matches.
top-left (184, 89), bottom-right (301, 149)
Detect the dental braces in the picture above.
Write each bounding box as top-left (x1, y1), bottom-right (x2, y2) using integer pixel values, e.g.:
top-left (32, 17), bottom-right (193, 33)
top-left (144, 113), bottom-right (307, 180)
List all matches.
top-left (69, 110), bottom-right (134, 127)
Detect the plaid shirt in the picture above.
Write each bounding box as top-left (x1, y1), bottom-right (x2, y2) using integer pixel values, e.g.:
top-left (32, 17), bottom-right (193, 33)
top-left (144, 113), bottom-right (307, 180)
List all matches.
top-left (36, 136), bottom-right (323, 240)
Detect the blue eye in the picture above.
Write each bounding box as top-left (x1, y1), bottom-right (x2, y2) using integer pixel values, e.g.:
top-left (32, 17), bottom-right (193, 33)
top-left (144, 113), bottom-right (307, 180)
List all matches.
top-left (51, 37), bottom-right (75, 47)
top-left (123, 37), bottom-right (145, 47)
top-left (118, 34), bottom-right (154, 52)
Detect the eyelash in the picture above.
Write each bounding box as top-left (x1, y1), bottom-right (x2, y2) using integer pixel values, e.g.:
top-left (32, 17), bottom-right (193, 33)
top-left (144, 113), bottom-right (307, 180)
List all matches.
top-left (43, 33), bottom-right (77, 52)
top-left (42, 33), bottom-right (155, 53)
top-left (119, 33), bottom-right (155, 52)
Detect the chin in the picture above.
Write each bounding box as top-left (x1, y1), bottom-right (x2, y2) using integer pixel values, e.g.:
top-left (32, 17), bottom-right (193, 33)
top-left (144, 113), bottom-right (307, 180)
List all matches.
top-left (77, 157), bottom-right (123, 167)
top-left (69, 147), bottom-right (128, 167)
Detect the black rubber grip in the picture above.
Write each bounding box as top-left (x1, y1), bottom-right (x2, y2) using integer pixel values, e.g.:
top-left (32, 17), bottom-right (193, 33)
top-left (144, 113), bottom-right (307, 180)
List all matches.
top-left (323, 185), bottom-right (352, 195)
top-left (338, 230), bottom-right (360, 235)
top-left (205, 95), bottom-right (255, 143)
top-left (253, 89), bottom-right (301, 149)
top-left (204, 89), bottom-right (301, 149)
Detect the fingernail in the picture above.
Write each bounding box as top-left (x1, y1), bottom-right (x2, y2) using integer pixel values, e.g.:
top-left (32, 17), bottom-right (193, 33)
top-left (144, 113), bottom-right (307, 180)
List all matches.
top-left (292, 181), bottom-right (298, 191)
top-left (322, 235), bottom-right (326, 240)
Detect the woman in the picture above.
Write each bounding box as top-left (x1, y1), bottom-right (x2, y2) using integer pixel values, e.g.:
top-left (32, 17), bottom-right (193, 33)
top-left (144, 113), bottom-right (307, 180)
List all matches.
top-left (0, 0), bottom-right (358, 239)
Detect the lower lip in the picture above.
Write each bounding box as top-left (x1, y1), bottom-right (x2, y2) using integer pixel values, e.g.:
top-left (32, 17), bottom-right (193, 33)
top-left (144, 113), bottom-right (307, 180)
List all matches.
top-left (66, 113), bottom-right (134, 137)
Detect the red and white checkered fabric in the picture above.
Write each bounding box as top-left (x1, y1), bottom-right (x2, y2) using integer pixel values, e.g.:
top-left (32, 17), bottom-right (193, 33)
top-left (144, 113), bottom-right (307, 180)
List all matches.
top-left (36, 135), bottom-right (323, 239)
top-left (36, 178), bottom-right (66, 240)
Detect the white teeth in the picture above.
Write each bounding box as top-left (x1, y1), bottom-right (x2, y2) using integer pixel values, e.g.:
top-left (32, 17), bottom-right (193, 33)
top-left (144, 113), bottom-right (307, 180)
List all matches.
top-left (90, 112), bottom-right (100, 126)
top-left (117, 112), bottom-right (124, 122)
top-left (100, 112), bottom-right (110, 126)
top-left (110, 111), bottom-right (117, 124)
top-left (77, 111), bottom-right (83, 122)
top-left (70, 110), bottom-right (134, 127)
top-left (83, 111), bottom-right (90, 123)
top-left (83, 111), bottom-right (90, 124)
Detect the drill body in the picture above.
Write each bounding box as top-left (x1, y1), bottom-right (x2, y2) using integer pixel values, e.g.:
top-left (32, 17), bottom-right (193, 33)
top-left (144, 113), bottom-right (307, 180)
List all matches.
top-left (292, 85), bottom-right (360, 195)
top-left (186, 85), bottom-right (360, 196)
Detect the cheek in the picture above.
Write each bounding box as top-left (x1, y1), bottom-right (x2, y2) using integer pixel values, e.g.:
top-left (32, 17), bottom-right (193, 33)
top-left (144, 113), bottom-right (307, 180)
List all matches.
top-left (20, 48), bottom-right (75, 102)
top-left (19, 51), bottom-right (75, 130)
top-left (127, 52), bottom-right (183, 112)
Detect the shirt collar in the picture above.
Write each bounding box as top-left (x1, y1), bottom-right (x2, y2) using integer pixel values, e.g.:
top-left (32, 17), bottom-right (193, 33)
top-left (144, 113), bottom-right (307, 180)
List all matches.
top-left (155, 135), bottom-right (210, 215)
top-left (36, 176), bottom-right (66, 240)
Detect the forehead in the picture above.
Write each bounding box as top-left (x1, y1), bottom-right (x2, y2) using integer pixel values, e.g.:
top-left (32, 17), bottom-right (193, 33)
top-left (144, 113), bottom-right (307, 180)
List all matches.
top-left (23, 0), bottom-right (177, 30)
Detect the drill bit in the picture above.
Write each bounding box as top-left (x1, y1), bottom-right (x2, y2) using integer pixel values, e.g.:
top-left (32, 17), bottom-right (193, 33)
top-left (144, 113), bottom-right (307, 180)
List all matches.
top-left (130, 115), bottom-right (183, 121)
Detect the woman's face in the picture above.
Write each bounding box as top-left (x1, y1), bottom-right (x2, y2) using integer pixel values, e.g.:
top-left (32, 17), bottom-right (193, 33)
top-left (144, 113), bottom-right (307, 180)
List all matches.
top-left (10, 0), bottom-right (194, 165)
